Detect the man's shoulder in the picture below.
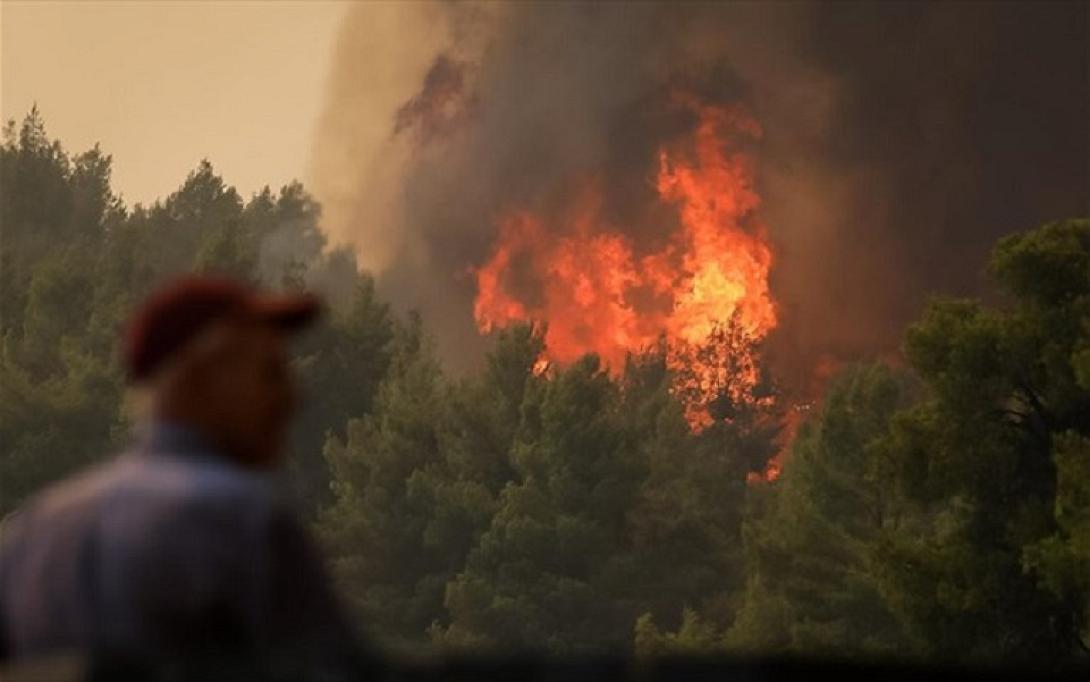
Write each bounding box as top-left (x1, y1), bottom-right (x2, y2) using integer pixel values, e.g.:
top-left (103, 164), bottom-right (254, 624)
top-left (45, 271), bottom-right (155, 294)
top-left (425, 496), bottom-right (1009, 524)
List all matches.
top-left (3, 451), bottom-right (283, 549)
top-left (4, 457), bottom-right (128, 531)
top-left (0, 457), bottom-right (128, 574)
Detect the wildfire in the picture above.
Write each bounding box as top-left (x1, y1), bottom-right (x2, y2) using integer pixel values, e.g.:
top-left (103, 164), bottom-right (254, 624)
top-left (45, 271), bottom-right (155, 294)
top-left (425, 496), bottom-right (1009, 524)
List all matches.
top-left (473, 95), bottom-right (776, 427)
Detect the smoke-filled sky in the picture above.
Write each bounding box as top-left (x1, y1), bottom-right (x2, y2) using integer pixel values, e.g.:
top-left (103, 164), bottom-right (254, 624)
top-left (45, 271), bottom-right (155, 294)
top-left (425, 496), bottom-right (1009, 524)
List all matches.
top-left (312, 2), bottom-right (1088, 382)
top-left (4, 2), bottom-right (1086, 385)
top-left (1, 0), bottom-right (345, 205)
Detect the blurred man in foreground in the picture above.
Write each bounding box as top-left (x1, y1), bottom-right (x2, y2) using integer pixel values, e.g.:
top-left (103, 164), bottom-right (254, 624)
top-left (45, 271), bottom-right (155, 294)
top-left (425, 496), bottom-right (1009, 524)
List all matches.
top-left (0, 277), bottom-right (368, 678)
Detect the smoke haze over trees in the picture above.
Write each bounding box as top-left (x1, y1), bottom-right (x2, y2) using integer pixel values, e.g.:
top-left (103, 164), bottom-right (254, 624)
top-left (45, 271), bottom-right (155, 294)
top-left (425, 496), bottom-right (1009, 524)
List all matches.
top-left (0, 109), bottom-right (391, 513)
top-left (2, 109), bottom-right (1088, 664)
top-left (310, 2), bottom-right (1088, 388)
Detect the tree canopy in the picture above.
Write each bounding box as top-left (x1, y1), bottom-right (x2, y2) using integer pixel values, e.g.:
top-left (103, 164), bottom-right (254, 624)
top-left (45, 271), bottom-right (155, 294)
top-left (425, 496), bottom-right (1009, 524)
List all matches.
top-left (0, 109), bottom-right (393, 516)
top-left (2, 110), bottom-right (1087, 665)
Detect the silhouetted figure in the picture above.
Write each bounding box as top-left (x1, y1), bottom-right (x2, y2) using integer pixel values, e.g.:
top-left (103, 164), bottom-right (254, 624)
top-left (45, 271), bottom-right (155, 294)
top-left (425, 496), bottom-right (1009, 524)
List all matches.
top-left (0, 277), bottom-right (370, 679)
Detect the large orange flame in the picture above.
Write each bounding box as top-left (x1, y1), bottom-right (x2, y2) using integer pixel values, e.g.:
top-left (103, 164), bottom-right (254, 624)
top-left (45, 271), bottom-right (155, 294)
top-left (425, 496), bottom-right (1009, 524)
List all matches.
top-left (474, 95), bottom-right (776, 428)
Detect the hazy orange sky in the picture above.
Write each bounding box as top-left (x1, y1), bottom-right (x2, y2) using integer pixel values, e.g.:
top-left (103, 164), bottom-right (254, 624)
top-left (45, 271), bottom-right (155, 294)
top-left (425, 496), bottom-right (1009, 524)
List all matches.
top-left (1, 1), bottom-right (346, 206)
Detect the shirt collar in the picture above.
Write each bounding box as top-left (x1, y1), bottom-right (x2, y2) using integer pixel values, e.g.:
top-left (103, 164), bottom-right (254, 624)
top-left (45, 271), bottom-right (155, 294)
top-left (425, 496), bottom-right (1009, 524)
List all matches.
top-left (133, 421), bottom-right (284, 490)
top-left (135, 420), bottom-right (224, 461)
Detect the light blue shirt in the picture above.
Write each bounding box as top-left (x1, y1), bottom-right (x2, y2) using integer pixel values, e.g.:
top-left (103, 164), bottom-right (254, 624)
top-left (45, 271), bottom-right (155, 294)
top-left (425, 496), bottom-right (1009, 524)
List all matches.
top-left (0, 421), bottom-right (361, 672)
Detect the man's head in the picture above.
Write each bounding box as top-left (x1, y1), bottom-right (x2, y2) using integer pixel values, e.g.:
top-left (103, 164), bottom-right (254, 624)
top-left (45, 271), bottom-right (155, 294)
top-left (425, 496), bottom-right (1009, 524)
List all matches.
top-left (124, 277), bottom-right (321, 468)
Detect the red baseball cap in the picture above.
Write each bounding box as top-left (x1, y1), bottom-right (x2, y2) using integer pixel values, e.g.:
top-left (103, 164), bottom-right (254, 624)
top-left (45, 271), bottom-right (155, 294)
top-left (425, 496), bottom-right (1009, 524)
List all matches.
top-left (124, 275), bottom-right (321, 383)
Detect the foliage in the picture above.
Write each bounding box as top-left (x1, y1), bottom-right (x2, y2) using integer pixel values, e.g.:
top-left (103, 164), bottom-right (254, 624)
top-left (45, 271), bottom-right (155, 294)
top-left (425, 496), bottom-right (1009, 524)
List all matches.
top-left (0, 110), bottom-right (389, 516)
top-left (724, 363), bottom-right (918, 656)
top-left (878, 219), bottom-right (1090, 661)
top-left (4, 109), bottom-right (1088, 665)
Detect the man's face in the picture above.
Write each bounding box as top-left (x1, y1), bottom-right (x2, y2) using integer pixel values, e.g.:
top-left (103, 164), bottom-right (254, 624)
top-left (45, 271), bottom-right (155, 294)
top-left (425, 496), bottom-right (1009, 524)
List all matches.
top-left (201, 321), bottom-right (297, 468)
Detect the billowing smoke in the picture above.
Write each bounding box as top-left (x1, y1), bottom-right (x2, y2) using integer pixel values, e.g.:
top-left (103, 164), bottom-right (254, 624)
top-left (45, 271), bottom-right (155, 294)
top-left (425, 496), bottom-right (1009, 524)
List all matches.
top-left (309, 2), bottom-right (1088, 386)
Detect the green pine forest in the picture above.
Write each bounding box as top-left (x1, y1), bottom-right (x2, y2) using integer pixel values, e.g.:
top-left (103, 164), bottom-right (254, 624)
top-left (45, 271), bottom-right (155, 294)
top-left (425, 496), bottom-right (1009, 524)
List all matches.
top-left (2, 111), bottom-right (1088, 664)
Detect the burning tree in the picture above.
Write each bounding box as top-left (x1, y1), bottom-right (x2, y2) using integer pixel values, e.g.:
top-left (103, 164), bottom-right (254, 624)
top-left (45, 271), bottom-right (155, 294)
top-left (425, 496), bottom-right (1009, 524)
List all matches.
top-left (669, 312), bottom-right (783, 477)
top-left (472, 94), bottom-right (779, 448)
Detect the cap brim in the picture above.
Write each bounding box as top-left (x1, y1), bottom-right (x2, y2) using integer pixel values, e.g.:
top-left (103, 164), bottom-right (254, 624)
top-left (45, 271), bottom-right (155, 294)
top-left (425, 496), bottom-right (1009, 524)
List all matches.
top-left (249, 293), bottom-right (323, 331)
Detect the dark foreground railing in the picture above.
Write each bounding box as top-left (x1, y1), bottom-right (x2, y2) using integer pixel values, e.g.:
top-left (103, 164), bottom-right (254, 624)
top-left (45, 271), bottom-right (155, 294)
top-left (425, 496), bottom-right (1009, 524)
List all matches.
top-left (389, 656), bottom-right (1090, 682)
top-left (5, 651), bottom-right (1090, 681)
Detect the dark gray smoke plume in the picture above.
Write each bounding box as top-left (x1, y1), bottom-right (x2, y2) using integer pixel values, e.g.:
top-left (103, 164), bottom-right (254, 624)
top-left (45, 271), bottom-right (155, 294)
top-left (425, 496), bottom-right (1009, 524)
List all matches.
top-left (310, 2), bottom-right (1088, 385)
